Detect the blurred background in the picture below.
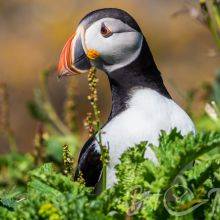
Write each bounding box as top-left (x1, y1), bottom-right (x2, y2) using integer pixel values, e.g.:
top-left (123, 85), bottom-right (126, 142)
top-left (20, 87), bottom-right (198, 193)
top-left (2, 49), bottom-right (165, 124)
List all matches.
top-left (0, 0), bottom-right (220, 152)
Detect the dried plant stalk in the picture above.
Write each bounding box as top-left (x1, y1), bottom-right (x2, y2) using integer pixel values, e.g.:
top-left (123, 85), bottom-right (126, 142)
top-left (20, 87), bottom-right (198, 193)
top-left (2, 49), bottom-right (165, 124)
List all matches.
top-left (33, 123), bottom-right (46, 166)
top-left (76, 171), bottom-right (85, 185)
top-left (64, 79), bottom-right (78, 133)
top-left (84, 67), bottom-right (109, 190)
top-left (0, 83), bottom-right (17, 151)
top-left (0, 83), bottom-right (10, 132)
top-left (84, 67), bottom-right (100, 136)
top-left (62, 144), bottom-right (74, 176)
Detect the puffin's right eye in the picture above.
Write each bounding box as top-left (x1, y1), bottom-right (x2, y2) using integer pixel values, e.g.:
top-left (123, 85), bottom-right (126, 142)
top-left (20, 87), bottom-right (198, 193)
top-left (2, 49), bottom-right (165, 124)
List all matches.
top-left (100, 23), bottom-right (112, 38)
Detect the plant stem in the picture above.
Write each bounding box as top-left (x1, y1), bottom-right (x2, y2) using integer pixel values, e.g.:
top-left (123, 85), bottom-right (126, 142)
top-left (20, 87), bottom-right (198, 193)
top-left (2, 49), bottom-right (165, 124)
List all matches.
top-left (0, 82), bottom-right (17, 152)
top-left (62, 144), bottom-right (74, 177)
top-left (33, 123), bottom-right (45, 166)
top-left (64, 78), bottom-right (78, 133)
top-left (98, 132), bottom-right (108, 191)
top-left (200, 0), bottom-right (220, 49)
top-left (85, 67), bottom-right (108, 191)
top-left (40, 68), bottom-right (71, 135)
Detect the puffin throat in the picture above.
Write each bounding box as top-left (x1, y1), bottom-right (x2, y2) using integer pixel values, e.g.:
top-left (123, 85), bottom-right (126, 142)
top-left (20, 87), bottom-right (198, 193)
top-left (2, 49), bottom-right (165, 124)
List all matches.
top-left (107, 38), bottom-right (171, 119)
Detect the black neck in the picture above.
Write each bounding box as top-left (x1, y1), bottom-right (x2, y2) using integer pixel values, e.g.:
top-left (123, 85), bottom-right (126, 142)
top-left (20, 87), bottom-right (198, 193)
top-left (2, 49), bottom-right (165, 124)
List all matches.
top-left (107, 38), bottom-right (171, 119)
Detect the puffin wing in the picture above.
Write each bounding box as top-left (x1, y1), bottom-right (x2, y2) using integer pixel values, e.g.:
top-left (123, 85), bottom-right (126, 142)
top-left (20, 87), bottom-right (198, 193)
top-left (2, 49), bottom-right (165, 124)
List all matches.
top-left (74, 136), bottom-right (102, 187)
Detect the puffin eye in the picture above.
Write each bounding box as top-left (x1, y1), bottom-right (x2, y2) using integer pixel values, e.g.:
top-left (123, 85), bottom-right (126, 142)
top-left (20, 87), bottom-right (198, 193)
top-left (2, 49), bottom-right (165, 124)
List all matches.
top-left (100, 23), bottom-right (112, 38)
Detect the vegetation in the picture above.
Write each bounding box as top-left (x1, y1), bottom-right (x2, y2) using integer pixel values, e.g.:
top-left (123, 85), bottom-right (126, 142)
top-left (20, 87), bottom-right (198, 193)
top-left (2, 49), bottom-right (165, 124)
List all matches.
top-left (0, 0), bottom-right (220, 219)
top-left (0, 130), bottom-right (220, 219)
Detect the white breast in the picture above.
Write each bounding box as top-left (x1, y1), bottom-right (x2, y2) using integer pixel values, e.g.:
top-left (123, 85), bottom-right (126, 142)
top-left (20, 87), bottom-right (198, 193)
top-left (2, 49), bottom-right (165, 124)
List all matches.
top-left (96, 88), bottom-right (195, 188)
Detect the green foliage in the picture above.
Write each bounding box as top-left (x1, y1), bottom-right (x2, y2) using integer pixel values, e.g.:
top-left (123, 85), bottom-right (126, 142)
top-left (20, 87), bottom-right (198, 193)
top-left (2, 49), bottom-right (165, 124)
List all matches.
top-left (0, 130), bottom-right (220, 219)
top-left (0, 163), bottom-right (113, 220)
top-left (45, 135), bottom-right (78, 164)
top-left (27, 68), bottom-right (75, 136)
top-left (196, 115), bottom-right (220, 131)
top-left (0, 152), bottom-right (34, 190)
top-left (27, 89), bottom-right (51, 123)
top-left (212, 71), bottom-right (220, 107)
top-left (104, 130), bottom-right (220, 219)
top-left (198, 0), bottom-right (220, 49)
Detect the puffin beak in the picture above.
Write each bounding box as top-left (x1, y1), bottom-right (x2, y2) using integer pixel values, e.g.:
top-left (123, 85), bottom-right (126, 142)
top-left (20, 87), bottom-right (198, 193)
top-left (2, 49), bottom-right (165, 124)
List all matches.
top-left (57, 27), bottom-right (91, 78)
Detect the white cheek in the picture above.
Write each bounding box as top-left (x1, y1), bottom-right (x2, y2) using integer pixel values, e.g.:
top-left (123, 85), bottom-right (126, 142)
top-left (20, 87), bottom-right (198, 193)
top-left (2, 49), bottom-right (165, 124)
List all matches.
top-left (84, 18), bottom-right (143, 72)
top-left (85, 31), bottom-right (143, 71)
top-left (103, 33), bottom-right (143, 72)
top-left (85, 27), bottom-right (103, 52)
top-left (102, 32), bottom-right (143, 64)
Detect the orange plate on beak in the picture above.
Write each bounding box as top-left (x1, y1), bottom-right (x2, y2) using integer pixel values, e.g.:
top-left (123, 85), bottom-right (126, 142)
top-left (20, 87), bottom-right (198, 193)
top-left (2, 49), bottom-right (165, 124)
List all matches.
top-left (58, 27), bottom-right (97, 78)
top-left (58, 29), bottom-right (92, 78)
top-left (57, 33), bottom-right (77, 77)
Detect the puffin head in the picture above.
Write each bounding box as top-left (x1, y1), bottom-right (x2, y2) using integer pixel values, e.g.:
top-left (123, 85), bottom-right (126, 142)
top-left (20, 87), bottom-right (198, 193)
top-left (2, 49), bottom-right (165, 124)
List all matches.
top-left (58, 8), bottom-right (146, 77)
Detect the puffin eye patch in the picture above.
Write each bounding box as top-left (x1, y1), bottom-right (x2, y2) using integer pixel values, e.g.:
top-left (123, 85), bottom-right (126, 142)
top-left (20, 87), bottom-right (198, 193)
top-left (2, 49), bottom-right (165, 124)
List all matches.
top-left (100, 23), bottom-right (113, 38)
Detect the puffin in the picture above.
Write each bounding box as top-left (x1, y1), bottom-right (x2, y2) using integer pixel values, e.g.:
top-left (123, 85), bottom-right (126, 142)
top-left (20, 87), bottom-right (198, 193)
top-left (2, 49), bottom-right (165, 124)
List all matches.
top-left (57, 8), bottom-right (195, 189)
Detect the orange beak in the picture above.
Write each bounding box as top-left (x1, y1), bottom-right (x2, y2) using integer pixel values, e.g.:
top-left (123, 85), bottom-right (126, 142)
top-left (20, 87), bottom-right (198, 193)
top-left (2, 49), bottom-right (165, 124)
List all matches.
top-left (57, 29), bottom-right (91, 78)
